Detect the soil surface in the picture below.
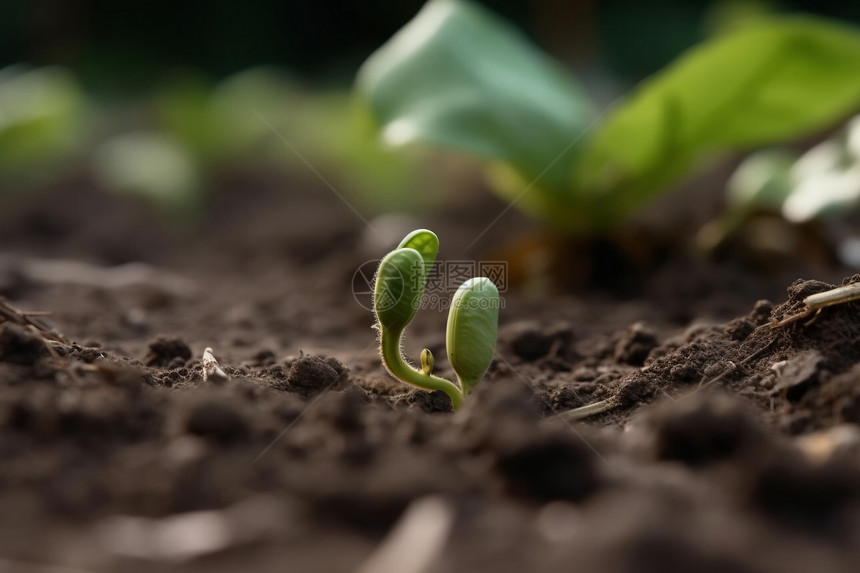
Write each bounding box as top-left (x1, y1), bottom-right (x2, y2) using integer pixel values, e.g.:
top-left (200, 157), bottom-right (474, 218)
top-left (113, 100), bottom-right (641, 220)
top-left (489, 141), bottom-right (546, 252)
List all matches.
top-left (2, 171), bottom-right (860, 572)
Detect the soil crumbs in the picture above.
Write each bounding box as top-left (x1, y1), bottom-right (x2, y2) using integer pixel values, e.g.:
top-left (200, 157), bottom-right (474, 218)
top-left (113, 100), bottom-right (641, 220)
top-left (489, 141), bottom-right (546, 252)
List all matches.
top-left (1, 182), bottom-right (860, 573)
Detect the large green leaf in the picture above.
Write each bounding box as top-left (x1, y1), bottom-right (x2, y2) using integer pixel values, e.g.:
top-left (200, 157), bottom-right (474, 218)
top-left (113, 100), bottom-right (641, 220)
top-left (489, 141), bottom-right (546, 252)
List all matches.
top-left (357, 0), bottom-right (595, 191)
top-left (575, 16), bottom-right (860, 223)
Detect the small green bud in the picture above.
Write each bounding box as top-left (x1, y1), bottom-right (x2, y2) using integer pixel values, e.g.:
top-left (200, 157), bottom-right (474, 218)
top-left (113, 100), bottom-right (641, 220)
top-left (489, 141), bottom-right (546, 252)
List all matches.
top-left (374, 247), bottom-right (426, 332)
top-left (420, 348), bottom-right (434, 374)
top-left (446, 277), bottom-right (499, 393)
top-left (397, 228), bottom-right (439, 268)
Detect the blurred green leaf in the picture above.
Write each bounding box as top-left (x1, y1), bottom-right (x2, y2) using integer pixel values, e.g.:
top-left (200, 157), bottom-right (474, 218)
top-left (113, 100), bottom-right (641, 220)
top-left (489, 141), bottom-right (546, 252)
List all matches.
top-left (93, 132), bottom-right (201, 212)
top-left (156, 67), bottom-right (304, 161)
top-left (357, 0), bottom-right (595, 191)
top-left (154, 74), bottom-right (221, 158)
top-left (292, 94), bottom-right (434, 212)
top-left (154, 67), bottom-right (431, 213)
top-left (727, 149), bottom-right (796, 211)
top-left (357, 3), bottom-right (860, 233)
top-left (576, 16), bottom-right (860, 224)
top-left (778, 118), bottom-right (860, 223)
top-left (782, 167), bottom-right (860, 222)
top-left (0, 66), bottom-right (86, 182)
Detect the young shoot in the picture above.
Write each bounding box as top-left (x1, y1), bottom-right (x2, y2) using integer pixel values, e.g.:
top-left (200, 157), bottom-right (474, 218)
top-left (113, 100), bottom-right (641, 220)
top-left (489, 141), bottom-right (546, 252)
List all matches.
top-left (373, 229), bottom-right (499, 409)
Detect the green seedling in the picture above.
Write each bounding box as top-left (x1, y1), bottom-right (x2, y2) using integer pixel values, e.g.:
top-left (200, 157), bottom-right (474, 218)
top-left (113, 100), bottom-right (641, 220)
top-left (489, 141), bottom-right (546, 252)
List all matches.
top-left (373, 229), bottom-right (499, 408)
top-left (374, 230), bottom-right (619, 420)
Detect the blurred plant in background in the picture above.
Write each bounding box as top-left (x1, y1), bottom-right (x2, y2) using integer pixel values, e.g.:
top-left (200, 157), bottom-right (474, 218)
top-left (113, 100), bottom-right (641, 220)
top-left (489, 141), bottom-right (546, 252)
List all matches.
top-left (0, 64), bottom-right (440, 217)
top-left (106, 67), bottom-right (435, 214)
top-left (357, 0), bottom-right (860, 233)
top-left (0, 66), bottom-right (87, 185)
top-left (92, 132), bottom-right (201, 213)
top-left (699, 115), bottom-right (860, 265)
top-left (3, 0), bottom-right (860, 255)
top-left (715, 116), bottom-right (860, 227)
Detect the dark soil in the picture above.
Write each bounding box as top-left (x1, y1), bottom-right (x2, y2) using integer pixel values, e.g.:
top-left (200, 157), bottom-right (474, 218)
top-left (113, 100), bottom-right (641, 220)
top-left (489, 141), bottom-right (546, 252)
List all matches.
top-left (2, 172), bottom-right (860, 572)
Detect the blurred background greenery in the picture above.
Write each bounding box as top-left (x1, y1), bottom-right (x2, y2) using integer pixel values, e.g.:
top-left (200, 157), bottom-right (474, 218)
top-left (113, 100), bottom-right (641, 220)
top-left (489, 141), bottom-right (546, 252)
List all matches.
top-left (2, 0), bottom-right (860, 225)
top-left (0, 0), bottom-right (860, 89)
top-left (3, 0), bottom-right (859, 89)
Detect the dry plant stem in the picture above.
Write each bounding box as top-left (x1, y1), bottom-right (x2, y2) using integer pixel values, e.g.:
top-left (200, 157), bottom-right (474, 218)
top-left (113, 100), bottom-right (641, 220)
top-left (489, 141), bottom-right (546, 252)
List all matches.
top-left (558, 398), bottom-right (618, 422)
top-left (24, 325), bottom-right (83, 385)
top-left (0, 297), bottom-right (64, 342)
top-left (769, 282), bottom-right (860, 329)
top-left (380, 327), bottom-right (464, 409)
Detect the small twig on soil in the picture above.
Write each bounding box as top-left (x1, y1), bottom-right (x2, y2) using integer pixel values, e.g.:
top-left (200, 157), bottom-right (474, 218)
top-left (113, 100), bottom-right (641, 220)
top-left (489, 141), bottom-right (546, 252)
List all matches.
top-left (26, 325), bottom-right (83, 385)
top-left (1, 297), bottom-right (102, 385)
top-left (766, 281), bottom-right (860, 329)
top-left (697, 361), bottom-right (738, 390)
top-left (0, 296), bottom-right (64, 342)
top-left (558, 398), bottom-right (618, 422)
top-left (740, 337), bottom-right (779, 365)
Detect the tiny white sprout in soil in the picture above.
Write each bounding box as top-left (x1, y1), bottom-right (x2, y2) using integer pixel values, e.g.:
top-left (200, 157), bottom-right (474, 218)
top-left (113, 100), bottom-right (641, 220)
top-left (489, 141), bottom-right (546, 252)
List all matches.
top-left (202, 347), bottom-right (228, 382)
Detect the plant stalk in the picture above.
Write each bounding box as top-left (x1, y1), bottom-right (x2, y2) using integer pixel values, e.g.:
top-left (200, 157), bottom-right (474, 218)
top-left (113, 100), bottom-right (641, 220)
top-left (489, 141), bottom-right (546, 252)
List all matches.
top-left (379, 327), bottom-right (464, 409)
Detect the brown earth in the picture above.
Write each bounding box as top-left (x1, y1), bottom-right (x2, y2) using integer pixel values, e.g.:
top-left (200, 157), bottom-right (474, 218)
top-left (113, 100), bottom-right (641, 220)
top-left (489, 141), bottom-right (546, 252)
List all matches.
top-left (1, 169), bottom-right (860, 573)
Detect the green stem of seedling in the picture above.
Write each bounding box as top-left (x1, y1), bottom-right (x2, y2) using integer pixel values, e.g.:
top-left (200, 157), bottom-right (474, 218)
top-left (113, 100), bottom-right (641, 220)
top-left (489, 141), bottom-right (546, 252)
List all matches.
top-left (456, 375), bottom-right (479, 394)
top-left (380, 326), bottom-right (464, 409)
